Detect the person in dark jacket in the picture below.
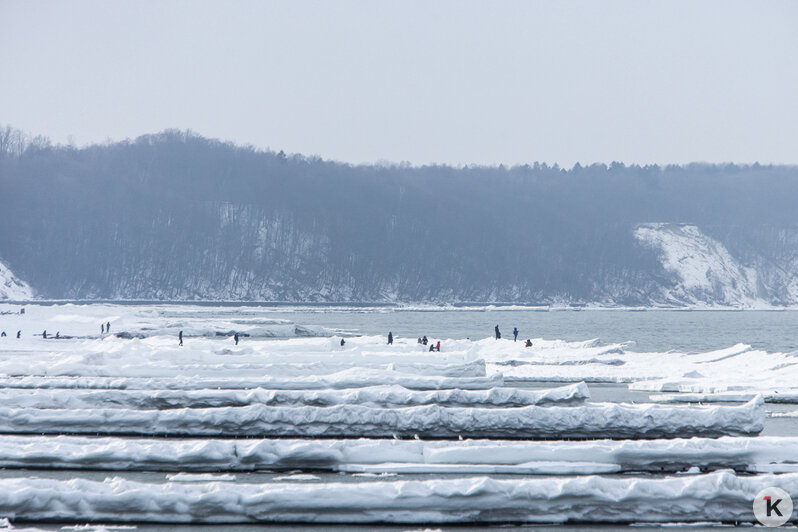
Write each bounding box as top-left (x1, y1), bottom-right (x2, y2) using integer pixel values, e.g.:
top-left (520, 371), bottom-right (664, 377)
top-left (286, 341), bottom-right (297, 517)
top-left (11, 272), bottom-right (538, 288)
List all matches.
top-left (388, 332), bottom-right (393, 345)
top-left (495, 325), bottom-right (501, 339)
top-left (16, 330), bottom-right (21, 338)
top-left (513, 327), bottom-right (519, 342)
top-left (422, 336), bottom-right (428, 345)
top-left (340, 338), bottom-right (345, 347)
top-left (43, 330), bottom-right (47, 339)
top-left (234, 332), bottom-right (239, 345)
top-left (101, 323), bottom-right (105, 334)
top-left (106, 321), bottom-right (111, 333)
top-left (178, 330), bottom-right (183, 346)
top-left (525, 339), bottom-right (533, 348)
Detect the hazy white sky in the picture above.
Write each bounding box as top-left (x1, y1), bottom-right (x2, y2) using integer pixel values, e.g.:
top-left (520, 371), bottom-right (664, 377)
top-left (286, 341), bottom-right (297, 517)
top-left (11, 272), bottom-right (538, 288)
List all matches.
top-left (1, 0), bottom-right (796, 166)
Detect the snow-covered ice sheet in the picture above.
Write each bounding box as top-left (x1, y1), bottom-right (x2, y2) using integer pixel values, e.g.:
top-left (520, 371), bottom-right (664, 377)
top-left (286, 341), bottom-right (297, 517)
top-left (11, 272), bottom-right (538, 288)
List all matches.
top-left (650, 390), bottom-right (798, 404)
top-left (0, 358), bottom-right (488, 379)
top-left (0, 370), bottom-right (504, 391)
top-left (164, 473), bottom-right (236, 482)
top-left (2, 303), bottom-right (795, 399)
top-left (0, 382), bottom-right (588, 409)
top-left (0, 472), bottom-right (795, 523)
top-left (0, 435), bottom-right (792, 473)
top-left (0, 398), bottom-right (764, 438)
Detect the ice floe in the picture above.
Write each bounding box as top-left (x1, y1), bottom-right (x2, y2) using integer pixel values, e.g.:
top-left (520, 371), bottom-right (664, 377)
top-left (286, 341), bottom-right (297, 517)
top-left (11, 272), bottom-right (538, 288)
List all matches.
top-left (0, 397), bottom-right (764, 438)
top-left (0, 370), bottom-right (504, 391)
top-left (0, 435), bottom-right (793, 474)
top-left (650, 390), bottom-right (798, 404)
top-left (0, 472), bottom-right (795, 523)
top-left (0, 382), bottom-right (588, 410)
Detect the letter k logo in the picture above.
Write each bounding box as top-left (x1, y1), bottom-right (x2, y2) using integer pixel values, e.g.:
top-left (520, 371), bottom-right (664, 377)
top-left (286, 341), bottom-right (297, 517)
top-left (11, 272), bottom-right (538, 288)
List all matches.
top-left (754, 487), bottom-right (792, 526)
top-left (765, 496), bottom-right (783, 517)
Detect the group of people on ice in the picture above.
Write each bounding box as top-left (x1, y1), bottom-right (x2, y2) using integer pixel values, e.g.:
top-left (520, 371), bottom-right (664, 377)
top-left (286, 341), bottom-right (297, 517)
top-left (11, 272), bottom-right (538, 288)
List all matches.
top-left (496, 324), bottom-right (533, 347)
top-left (380, 326), bottom-right (532, 352)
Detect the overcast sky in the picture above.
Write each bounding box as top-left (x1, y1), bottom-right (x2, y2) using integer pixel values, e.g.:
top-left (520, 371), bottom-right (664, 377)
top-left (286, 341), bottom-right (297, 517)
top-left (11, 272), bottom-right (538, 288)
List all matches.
top-left (1, 0), bottom-right (796, 166)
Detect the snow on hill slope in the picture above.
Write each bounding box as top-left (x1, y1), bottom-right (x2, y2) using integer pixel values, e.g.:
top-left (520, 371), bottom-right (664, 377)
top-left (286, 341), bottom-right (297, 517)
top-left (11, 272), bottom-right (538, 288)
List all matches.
top-left (0, 259), bottom-right (33, 300)
top-left (634, 223), bottom-right (767, 307)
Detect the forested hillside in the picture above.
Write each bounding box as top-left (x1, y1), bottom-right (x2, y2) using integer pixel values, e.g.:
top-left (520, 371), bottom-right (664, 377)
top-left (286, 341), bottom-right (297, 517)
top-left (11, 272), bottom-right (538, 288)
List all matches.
top-left (2, 127), bottom-right (797, 305)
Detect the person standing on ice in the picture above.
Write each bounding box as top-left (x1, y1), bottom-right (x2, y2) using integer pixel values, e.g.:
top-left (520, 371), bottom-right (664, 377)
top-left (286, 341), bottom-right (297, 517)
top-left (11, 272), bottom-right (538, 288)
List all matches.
top-left (42, 330), bottom-right (47, 339)
top-left (422, 335), bottom-right (428, 345)
top-left (513, 327), bottom-right (518, 342)
top-left (340, 338), bottom-right (345, 347)
top-left (388, 331), bottom-right (393, 345)
top-left (178, 330), bottom-right (183, 346)
top-left (436, 340), bottom-right (441, 352)
top-left (16, 330), bottom-right (21, 338)
top-left (101, 323), bottom-right (104, 334)
top-left (234, 332), bottom-right (239, 345)
top-left (494, 325), bottom-right (501, 339)
top-left (106, 321), bottom-right (111, 333)
top-left (0, 332), bottom-right (5, 337)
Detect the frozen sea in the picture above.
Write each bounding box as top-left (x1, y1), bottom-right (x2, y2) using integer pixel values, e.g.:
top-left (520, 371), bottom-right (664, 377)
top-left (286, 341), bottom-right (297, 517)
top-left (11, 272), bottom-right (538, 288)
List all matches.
top-left (0, 302), bottom-right (796, 530)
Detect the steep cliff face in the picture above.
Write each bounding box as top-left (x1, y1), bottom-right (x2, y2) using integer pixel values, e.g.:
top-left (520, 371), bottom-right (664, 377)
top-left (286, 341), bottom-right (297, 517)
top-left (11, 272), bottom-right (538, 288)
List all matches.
top-left (634, 224), bottom-right (770, 306)
top-left (1, 132), bottom-right (797, 305)
top-left (0, 259), bottom-right (33, 300)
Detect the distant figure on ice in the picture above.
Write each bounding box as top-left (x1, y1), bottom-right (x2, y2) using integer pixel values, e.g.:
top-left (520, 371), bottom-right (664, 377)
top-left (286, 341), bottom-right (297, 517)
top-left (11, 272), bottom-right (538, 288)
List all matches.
top-left (429, 343), bottom-right (435, 352)
top-left (436, 340), bottom-right (441, 352)
top-left (42, 330), bottom-right (47, 339)
top-left (495, 325), bottom-right (501, 340)
top-left (106, 322), bottom-right (111, 333)
top-left (101, 323), bottom-right (105, 334)
top-left (525, 339), bottom-right (533, 348)
top-left (422, 335), bottom-right (428, 345)
top-left (513, 327), bottom-right (519, 342)
top-left (178, 330), bottom-right (183, 346)
top-left (55, 332), bottom-right (60, 339)
top-left (417, 337), bottom-right (422, 344)
top-left (16, 331), bottom-right (21, 338)
top-left (388, 332), bottom-right (393, 345)
top-left (19, 308), bottom-right (24, 314)
top-left (0, 331), bottom-right (6, 337)
top-left (234, 333), bottom-right (239, 345)
top-left (340, 338), bottom-right (345, 347)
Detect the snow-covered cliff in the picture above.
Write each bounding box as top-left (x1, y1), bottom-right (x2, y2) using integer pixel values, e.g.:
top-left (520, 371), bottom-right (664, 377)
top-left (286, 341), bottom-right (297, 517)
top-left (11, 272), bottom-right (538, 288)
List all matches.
top-left (0, 259), bottom-right (33, 300)
top-left (635, 223), bottom-right (798, 307)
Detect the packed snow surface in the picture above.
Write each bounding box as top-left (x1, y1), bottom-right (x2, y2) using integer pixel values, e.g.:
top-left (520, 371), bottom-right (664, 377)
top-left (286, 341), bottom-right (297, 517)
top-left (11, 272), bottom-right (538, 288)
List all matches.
top-left (0, 472), bottom-right (795, 523)
top-left (0, 397), bottom-right (764, 438)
